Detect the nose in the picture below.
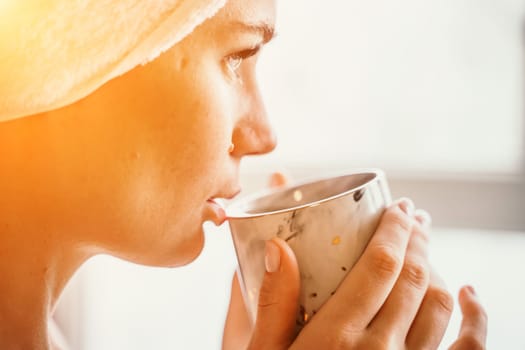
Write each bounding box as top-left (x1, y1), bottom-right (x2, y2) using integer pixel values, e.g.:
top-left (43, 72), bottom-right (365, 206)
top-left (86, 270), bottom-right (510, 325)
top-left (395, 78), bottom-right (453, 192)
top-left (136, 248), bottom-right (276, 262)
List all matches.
top-left (231, 103), bottom-right (277, 157)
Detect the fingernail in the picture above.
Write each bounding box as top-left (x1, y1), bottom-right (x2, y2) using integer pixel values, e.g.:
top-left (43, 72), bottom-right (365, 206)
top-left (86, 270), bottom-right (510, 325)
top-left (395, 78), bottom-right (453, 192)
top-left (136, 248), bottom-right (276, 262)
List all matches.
top-left (466, 285), bottom-right (476, 296)
top-left (415, 209), bottom-right (432, 227)
top-left (398, 198), bottom-right (415, 216)
top-left (265, 240), bottom-right (281, 273)
top-left (269, 172), bottom-right (288, 188)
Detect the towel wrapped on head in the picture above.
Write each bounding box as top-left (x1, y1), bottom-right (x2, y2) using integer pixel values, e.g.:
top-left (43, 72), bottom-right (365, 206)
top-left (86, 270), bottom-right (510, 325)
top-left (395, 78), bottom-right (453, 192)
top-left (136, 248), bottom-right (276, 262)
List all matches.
top-left (0, 0), bottom-right (227, 122)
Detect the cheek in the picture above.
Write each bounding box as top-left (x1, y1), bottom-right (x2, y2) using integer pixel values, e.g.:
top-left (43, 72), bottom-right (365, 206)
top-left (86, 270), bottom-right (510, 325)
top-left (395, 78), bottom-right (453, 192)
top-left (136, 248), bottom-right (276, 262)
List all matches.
top-left (128, 111), bottom-right (228, 225)
top-left (155, 69), bottom-right (235, 179)
top-left (72, 57), bottom-right (235, 260)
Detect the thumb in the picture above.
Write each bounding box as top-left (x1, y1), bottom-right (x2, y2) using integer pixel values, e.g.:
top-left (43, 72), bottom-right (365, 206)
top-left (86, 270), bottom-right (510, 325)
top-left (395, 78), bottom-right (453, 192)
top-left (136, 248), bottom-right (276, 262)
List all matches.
top-left (248, 237), bottom-right (300, 350)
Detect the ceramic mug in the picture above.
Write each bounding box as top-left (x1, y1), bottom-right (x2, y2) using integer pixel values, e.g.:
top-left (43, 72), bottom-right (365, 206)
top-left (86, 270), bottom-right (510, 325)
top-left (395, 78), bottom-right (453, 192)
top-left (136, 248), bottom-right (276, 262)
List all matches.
top-left (227, 169), bottom-right (392, 331)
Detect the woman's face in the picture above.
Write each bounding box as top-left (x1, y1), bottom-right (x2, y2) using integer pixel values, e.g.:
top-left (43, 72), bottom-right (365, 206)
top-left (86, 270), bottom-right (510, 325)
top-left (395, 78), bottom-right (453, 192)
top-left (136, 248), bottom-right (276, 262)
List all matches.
top-left (16, 0), bottom-right (277, 266)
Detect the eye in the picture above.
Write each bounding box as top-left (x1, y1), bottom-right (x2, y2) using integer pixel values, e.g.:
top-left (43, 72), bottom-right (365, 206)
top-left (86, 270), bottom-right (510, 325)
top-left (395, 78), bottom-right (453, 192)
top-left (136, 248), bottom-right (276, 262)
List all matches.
top-left (224, 45), bottom-right (261, 81)
top-left (225, 55), bottom-right (243, 75)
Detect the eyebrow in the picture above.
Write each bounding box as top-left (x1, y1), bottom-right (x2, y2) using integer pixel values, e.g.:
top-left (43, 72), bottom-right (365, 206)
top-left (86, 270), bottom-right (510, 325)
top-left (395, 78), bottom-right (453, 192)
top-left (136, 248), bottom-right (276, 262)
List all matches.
top-left (231, 21), bottom-right (276, 44)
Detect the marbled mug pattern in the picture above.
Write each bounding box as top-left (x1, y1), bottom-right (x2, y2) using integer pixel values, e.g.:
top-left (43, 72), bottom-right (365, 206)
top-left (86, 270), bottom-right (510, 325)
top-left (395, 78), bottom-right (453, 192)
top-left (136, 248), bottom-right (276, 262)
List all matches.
top-left (227, 171), bottom-right (391, 331)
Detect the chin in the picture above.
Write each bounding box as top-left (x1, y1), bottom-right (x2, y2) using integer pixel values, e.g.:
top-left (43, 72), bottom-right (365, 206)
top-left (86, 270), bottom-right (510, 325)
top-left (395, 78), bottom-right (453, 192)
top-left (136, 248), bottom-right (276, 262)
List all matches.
top-left (128, 225), bottom-right (206, 268)
top-left (166, 228), bottom-right (206, 267)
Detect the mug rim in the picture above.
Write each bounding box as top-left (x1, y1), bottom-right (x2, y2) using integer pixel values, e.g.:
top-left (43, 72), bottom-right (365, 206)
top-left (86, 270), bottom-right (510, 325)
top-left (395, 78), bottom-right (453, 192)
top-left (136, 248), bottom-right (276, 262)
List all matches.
top-left (226, 168), bottom-right (385, 219)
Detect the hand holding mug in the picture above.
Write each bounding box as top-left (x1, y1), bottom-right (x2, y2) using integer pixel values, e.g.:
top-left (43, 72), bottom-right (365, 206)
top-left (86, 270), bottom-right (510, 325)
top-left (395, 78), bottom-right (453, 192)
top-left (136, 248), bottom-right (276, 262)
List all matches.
top-left (222, 171), bottom-right (487, 349)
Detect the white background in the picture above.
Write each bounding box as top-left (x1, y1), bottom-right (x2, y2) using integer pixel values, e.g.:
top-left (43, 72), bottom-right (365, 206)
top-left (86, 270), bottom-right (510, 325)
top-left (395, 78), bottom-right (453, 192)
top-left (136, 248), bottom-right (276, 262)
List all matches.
top-left (252, 0), bottom-right (524, 175)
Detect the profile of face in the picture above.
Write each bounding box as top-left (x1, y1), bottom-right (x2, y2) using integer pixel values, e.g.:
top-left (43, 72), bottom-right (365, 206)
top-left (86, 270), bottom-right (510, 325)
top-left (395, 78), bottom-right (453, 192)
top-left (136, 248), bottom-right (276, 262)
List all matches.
top-left (1, 0), bottom-right (277, 267)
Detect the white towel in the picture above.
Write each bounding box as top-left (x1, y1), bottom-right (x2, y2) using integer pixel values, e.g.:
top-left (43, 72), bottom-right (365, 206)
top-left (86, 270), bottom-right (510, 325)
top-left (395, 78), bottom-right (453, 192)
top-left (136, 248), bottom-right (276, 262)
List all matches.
top-left (0, 0), bottom-right (227, 122)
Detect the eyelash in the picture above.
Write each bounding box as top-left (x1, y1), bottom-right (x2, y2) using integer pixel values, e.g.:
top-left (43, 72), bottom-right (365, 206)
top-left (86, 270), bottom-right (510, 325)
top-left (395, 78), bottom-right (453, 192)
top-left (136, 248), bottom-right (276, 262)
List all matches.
top-left (225, 46), bottom-right (261, 81)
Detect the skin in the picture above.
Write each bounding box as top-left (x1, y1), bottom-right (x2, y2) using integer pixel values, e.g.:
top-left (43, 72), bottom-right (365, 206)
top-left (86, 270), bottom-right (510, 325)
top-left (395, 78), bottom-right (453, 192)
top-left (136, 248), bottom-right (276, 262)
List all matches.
top-left (0, 0), bottom-right (487, 348)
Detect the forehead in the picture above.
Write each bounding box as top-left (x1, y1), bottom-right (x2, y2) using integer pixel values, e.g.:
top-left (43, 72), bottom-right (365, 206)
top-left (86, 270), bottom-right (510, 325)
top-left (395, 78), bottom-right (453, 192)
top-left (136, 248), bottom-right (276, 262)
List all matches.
top-left (212, 0), bottom-right (276, 29)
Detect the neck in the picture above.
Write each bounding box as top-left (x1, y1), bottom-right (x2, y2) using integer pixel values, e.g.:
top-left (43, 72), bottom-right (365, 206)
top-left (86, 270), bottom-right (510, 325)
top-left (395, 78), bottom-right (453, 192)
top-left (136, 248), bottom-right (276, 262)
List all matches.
top-left (0, 221), bottom-right (89, 349)
top-left (0, 233), bottom-right (52, 349)
top-left (0, 122), bottom-right (92, 349)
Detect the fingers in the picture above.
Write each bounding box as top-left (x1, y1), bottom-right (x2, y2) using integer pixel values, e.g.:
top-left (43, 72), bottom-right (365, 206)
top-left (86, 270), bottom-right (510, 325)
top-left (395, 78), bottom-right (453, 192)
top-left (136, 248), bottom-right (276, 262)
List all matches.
top-left (449, 286), bottom-right (488, 350)
top-left (369, 215), bottom-right (431, 341)
top-left (319, 198), bottom-right (415, 330)
top-left (414, 208), bottom-right (432, 228)
top-left (222, 273), bottom-right (253, 350)
top-left (248, 237), bottom-right (300, 350)
top-left (405, 266), bottom-right (454, 349)
top-left (268, 171), bottom-right (289, 188)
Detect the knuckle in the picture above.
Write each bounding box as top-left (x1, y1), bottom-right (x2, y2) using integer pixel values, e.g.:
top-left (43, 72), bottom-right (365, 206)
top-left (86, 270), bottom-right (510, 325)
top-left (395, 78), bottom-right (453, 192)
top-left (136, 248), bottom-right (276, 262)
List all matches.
top-left (401, 260), bottom-right (429, 289)
top-left (456, 334), bottom-right (485, 350)
top-left (257, 280), bottom-right (279, 308)
top-left (326, 329), bottom-right (354, 350)
top-left (332, 336), bottom-right (350, 350)
top-left (480, 306), bottom-right (488, 323)
top-left (428, 287), bottom-right (454, 314)
top-left (384, 207), bottom-right (413, 234)
top-left (471, 302), bottom-right (488, 323)
top-left (414, 225), bottom-right (430, 244)
top-left (369, 245), bottom-right (403, 278)
top-left (355, 336), bottom-right (391, 350)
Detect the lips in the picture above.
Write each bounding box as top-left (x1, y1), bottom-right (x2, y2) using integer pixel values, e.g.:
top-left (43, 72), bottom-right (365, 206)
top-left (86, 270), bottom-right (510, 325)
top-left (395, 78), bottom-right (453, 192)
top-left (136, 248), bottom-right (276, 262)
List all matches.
top-left (205, 188), bottom-right (240, 226)
top-left (205, 199), bottom-right (227, 226)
